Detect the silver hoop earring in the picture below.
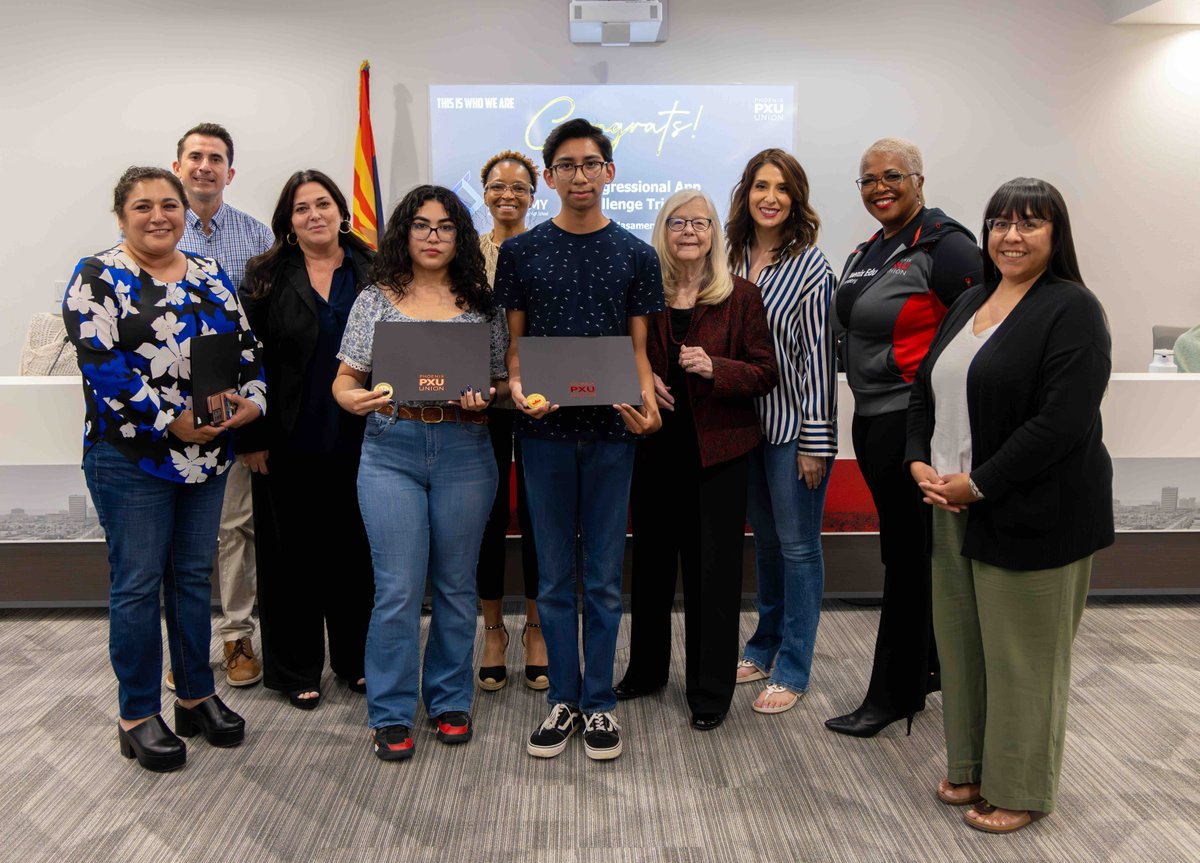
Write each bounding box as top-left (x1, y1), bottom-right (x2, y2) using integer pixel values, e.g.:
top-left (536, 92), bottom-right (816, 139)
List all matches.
top-left (286, 232), bottom-right (298, 246)
top-left (339, 219), bottom-right (352, 235)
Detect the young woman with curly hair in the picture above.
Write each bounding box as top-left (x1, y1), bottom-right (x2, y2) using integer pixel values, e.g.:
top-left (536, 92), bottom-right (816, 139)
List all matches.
top-left (333, 185), bottom-right (510, 761)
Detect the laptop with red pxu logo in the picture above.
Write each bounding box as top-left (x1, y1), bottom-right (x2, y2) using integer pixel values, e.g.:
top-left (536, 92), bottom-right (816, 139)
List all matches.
top-left (517, 336), bottom-right (642, 407)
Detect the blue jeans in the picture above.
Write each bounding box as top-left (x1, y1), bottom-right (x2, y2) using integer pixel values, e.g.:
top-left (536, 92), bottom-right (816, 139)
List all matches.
top-left (743, 440), bottom-right (832, 693)
top-left (358, 414), bottom-right (497, 729)
top-left (520, 436), bottom-right (635, 714)
top-left (84, 441), bottom-right (228, 720)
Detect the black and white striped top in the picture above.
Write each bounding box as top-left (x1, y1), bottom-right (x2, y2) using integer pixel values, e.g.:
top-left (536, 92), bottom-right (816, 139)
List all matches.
top-left (735, 245), bottom-right (837, 455)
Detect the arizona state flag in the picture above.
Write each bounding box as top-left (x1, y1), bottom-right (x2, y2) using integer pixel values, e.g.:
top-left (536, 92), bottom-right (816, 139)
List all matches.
top-left (352, 61), bottom-right (383, 249)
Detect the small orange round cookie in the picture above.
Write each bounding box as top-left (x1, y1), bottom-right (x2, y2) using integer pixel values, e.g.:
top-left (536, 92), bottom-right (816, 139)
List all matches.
top-left (525, 393), bottom-right (547, 409)
top-left (374, 382), bottom-right (394, 399)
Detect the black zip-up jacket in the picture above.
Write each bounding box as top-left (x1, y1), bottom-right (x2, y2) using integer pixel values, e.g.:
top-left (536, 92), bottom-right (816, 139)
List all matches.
top-left (833, 208), bottom-right (983, 416)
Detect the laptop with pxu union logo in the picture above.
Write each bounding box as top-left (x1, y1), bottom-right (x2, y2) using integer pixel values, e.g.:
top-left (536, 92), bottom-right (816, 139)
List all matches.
top-left (371, 321), bottom-right (492, 402)
top-left (517, 336), bottom-right (642, 407)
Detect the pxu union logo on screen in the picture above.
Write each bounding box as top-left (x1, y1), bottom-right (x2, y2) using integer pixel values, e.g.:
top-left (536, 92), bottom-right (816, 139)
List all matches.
top-left (753, 97), bottom-right (788, 121)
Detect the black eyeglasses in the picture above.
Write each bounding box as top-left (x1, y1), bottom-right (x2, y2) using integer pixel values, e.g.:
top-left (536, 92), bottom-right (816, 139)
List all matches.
top-left (985, 217), bottom-right (1050, 236)
top-left (666, 217), bottom-right (713, 233)
top-left (855, 170), bottom-right (919, 191)
top-left (550, 159), bottom-right (609, 180)
top-left (485, 182), bottom-right (533, 198)
top-left (410, 222), bottom-right (457, 240)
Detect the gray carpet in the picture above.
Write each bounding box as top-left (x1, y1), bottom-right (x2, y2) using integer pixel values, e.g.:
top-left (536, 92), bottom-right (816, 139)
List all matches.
top-left (1, 598), bottom-right (1197, 863)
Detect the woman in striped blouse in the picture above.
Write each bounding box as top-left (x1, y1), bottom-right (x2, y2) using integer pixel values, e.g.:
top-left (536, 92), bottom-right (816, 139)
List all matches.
top-left (727, 148), bottom-right (838, 714)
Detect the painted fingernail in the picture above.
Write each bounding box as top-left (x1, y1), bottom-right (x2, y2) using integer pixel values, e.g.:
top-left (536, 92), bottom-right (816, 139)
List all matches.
top-left (460, 389), bottom-right (466, 396)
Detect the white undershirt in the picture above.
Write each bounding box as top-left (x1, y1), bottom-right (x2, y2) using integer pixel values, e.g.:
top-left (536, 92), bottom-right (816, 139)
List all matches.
top-left (930, 316), bottom-right (998, 476)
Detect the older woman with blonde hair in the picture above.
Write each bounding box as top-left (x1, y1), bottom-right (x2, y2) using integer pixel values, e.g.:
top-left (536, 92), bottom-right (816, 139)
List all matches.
top-left (614, 189), bottom-right (778, 730)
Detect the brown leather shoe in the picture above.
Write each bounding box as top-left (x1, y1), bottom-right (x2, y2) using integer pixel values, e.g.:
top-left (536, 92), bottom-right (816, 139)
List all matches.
top-left (223, 638), bottom-right (263, 687)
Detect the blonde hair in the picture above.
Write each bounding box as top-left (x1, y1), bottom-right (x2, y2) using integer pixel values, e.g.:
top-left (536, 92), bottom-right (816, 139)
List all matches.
top-left (651, 190), bottom-right (734, 307)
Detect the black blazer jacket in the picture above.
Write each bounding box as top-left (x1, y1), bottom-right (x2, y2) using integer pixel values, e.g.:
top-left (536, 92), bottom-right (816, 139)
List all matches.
top-left (236, 247), bottom-right (374, 453)
top-left (905, 273), bottom-right (1114, 571)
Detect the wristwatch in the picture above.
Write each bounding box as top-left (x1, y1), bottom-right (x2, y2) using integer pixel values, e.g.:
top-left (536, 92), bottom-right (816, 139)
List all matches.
top-left (967, 476), bottom-right (984, 500)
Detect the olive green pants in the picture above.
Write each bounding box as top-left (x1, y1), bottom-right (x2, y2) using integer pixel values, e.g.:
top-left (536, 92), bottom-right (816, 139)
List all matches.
top-left (931, 508), bottom-right (1091, 813)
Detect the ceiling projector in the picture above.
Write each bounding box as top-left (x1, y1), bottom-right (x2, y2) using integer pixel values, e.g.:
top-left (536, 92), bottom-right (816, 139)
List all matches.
top-left (569, 1), bottom-right (665, 46)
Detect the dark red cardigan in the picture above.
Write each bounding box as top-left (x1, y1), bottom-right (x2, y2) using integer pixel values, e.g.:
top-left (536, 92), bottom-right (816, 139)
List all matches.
top-left (647, 275), bottom-right (779, 467)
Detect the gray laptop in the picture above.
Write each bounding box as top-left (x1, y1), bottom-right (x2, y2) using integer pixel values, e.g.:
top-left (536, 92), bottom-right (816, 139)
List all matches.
top-left (372, 321), bottom-right (491, 401)
top-left (518, 336), bottom-right (642, 406)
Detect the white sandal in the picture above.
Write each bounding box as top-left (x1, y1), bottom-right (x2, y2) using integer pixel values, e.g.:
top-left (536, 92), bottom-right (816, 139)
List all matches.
top-left (735, 659), bottom-right (768, 684)
top-left (752, 682), bottom-right (800, 714)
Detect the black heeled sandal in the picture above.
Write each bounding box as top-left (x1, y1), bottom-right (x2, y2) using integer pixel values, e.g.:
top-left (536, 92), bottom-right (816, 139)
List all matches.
top-left (523, 622), bottom-right (549, 691)
top-left (478, 623), bottom-right (509, 691)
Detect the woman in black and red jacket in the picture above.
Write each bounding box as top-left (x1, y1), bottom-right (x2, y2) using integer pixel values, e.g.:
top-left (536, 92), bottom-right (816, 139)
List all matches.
top-left (827, 138), bottom-right (983, 738)
top-left (613, 190), bottom-right (778, 730)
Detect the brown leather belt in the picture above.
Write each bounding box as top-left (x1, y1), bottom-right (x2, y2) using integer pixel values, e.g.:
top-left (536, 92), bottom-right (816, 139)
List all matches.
top-left (380, 404), bottom-right (488, 426)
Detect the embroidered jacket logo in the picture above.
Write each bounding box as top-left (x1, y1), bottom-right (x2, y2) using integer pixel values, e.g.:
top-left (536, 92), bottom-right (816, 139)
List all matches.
top-left (890, 260), bottom-right (913, 274)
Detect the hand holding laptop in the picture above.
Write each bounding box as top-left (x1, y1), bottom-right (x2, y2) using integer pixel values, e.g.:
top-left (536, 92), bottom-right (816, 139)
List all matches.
top-left (451, 385), bottom-right (497, 412)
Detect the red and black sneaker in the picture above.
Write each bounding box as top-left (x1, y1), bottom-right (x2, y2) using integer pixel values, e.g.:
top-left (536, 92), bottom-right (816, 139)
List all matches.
top-left (372, 725), bottom-right (414, 761)
top-left (432, 711), bottom-right (473, 745)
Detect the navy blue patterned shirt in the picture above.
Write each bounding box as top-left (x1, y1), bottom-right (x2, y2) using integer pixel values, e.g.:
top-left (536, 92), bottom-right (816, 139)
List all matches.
top-left (493, 220), bottom-right (664, 441)
top-left (63, 248), bottom-right (266, 483)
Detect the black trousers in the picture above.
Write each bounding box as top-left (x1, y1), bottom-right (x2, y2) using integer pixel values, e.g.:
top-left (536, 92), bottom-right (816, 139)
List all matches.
top-left (252, 449), bottom-right (374, 692)
top-left (851, 409), bottom-right (940, 716)
top-left (624, 408), bottom-right (749, 715)
top-left (476, 408), bottom-right (539, 601)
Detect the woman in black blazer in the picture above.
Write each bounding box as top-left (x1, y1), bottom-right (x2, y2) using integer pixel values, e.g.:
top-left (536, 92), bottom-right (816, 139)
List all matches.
top-left (238, 170), bottom-right (376, 710)
top-left (905, 178), bottom-right (1113, 834)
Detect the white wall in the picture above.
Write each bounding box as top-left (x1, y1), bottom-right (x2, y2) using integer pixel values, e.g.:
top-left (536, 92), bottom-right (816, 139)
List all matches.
top-left (3, 0), bottom-right (1198, 373)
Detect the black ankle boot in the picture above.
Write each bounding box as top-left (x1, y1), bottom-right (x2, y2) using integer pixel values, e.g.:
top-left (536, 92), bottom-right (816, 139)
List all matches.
top-left (824, 703), bottom-right (915, 738)
top-left (174, 695), bottom-right (245, 747)
top-left (118, 715), bottom-right (186, 772)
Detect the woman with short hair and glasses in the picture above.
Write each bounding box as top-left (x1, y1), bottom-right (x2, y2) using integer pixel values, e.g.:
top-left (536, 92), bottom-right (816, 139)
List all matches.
top-left (826, 138), bottom-right (983, 739)
top-left (906, 177), bottom-right (1112, 833)
top-left (726, 148), bottom-right (838, 715)
top-left (613, 190), bottom-right (778, 731)
top-left (474, 150), bottom-right (547, 693)
top-left (333, 185), bottom-right (509, 761)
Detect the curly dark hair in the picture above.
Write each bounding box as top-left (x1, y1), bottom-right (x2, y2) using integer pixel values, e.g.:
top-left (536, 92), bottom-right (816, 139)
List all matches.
top-left (480, 150), bottom-right (539, 192)
top-left (113, 166), bottom-right (188, 214)
top-left (726, 148), bottom-right (820, 268)
top-left (243, 170), bottom-right (373, 300)
top-left (370, 185), bottom-right (493, 314)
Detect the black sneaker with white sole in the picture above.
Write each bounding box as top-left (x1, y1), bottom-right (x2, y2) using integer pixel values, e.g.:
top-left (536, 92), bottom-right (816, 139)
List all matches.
top-left (527, 703), bottom-right (582, 758)
top-left (583, 711), bottom-right (622, 760)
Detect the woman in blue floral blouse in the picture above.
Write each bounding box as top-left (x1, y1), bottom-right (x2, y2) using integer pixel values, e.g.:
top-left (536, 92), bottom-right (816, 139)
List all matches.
top-left (63, 166), bottom-right (267, 772)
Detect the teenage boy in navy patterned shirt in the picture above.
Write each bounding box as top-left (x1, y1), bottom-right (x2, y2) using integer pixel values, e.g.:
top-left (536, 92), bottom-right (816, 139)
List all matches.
top-left (493, 118), bottom-right (664, 761)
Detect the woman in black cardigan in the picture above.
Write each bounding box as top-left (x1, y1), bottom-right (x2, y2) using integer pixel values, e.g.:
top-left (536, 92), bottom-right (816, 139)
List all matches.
top-left (905, 178), bottom-right (1113, 834)
top-left (238, 170), bottom-right (376, 709)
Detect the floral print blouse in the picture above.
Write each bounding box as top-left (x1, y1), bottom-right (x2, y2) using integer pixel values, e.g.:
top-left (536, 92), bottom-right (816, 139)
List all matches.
top-left (63, 247), bottom-right (266, 483)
